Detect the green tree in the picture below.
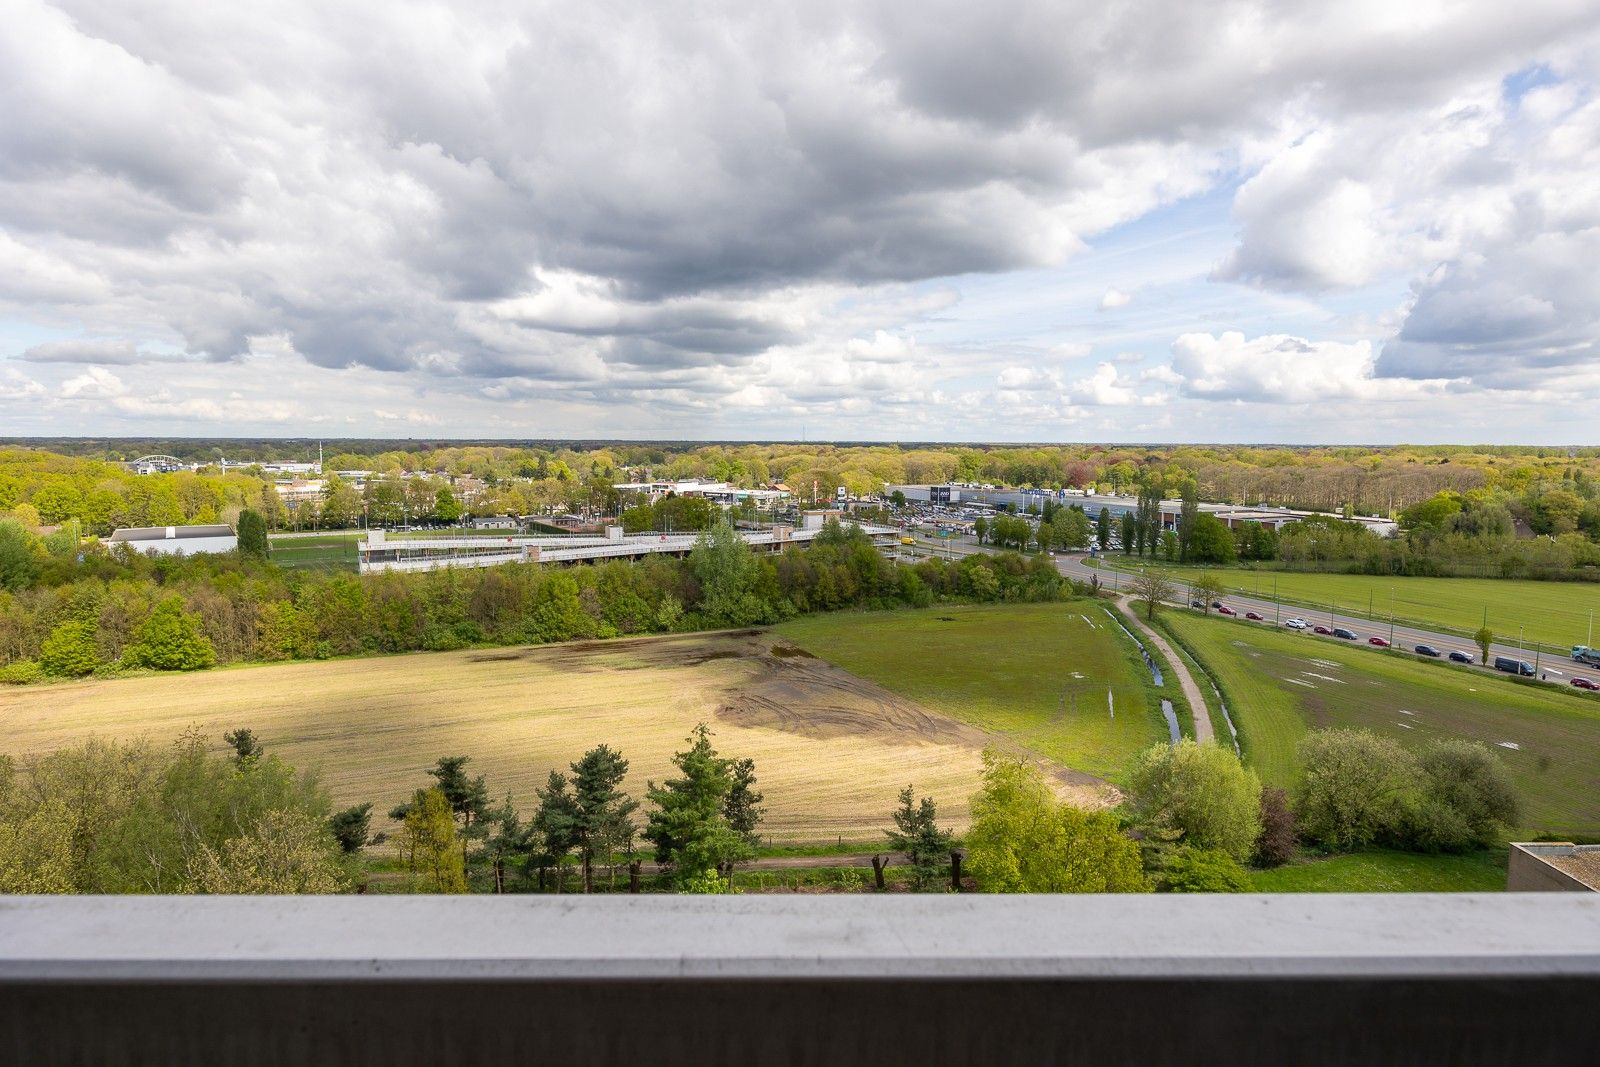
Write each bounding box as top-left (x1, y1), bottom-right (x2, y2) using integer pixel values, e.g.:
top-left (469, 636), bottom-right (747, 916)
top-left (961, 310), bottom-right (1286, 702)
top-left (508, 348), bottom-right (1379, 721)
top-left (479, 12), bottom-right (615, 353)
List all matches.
top-left (1118, 511), bottom-right (1137, 554)
top-left (328, 803), bottom-right (374, 854)
top-left (1191, 573), bottom-right (1224, 612)
top-left (885, 785), bottom-right (954, 891)
top-left (689, 519), bottom-right (767, 626)
top-left (122, 599), bottom-right (217, 672)
top-left (1177, 481), bottom-right (1199, 561)
top-left (1130, 569), bottom-right (1174, 621)
top-left (965, 751), bottom-right (1148, 893)
top-left (1474, 625), bottom-right (1494, 665)
top-left (236, 508), bottom-right (268, 559)
top-left (1187, 513), bottom-right (1237, 564)
top-left (39, 619), bottom-right (99, 677)
top-left (532, 770), bottom-right (580, 891)
top-left (223, 728), bottom-right (263, 765)
top-left (434, 487), bottom-right (462, 523)
top-left (427, 756), bottom-right (490, 873)
top-left (1096, 508), bottom-right (1111, 550)
top-left (643, 724), bottom-right (754, 887)
top-left (0, 519), bottom-right (42, 592)
top-left (1125, 741), bottom-right (1262, 863)
top-left (973, 516), bottom-right (988, 545)
top-left (184, 808), bottom-right (346, 894)
top-left (568, 744), bottom-right (640, 892)
top-left (722, 756), bottom-right (764, 847)
top-left (398, 787), bottom-right (466, 892)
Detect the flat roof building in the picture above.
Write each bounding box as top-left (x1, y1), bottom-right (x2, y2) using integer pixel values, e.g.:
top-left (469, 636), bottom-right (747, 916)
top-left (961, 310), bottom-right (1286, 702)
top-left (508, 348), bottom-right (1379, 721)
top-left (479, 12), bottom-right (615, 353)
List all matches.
top-left (106, 524), bottom-right (238, 556)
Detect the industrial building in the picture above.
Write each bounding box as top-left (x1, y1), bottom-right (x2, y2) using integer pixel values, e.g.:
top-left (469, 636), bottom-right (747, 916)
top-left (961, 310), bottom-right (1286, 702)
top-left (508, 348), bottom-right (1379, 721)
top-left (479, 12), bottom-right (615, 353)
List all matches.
top-left (356, 517), bottom-right (896, 574)
top-left (106, 524), bottom-right (238, 556)
top-left (885, 485), bottom-right (1398, 537)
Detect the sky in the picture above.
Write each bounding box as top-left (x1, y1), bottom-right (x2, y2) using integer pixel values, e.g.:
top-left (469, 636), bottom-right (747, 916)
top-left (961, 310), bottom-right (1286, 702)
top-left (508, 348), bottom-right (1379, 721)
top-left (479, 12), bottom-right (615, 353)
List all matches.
top-left (3, 0), bottom-right (1600, 444)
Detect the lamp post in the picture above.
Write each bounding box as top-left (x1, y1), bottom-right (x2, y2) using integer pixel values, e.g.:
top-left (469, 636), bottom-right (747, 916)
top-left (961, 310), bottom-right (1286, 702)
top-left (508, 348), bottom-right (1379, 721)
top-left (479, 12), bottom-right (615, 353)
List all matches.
top-left (1389, 587), bottom-right (1395, 648)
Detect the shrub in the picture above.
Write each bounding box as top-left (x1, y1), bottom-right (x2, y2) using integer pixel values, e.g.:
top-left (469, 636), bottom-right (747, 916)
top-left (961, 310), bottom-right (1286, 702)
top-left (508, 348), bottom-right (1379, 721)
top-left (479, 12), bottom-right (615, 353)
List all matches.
top-left (1295, 729), bottom-right (1421, 852)
top-left (39, 620), bottom-right (99, 677)
top-left (1254, 786), bottom-right (1297, 867)
top-left (1159, 846), bottom-right (1251, 893)
top-left (122, 599), bottom-right (217, 672)
top-left (966, 751), bottom-right (1148, 893)
top-left (1409, 740), bottom-right (1520, 852)
top-left (0, 660), bottom-right (43, 685)
top-left (1125, 740), bottom-right (1262, 863)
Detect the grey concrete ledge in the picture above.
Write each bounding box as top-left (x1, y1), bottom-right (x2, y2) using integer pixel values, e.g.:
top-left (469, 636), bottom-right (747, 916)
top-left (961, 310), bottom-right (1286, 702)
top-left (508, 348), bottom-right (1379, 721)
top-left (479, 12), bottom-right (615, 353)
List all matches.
top-left (4, 893), bottom-right (1599, 982)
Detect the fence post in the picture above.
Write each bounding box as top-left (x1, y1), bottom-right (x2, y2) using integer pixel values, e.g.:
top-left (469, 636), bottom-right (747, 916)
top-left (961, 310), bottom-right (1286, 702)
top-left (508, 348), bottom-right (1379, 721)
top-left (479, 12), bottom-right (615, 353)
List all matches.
top-left (629, 861), bottom-right (641, 894)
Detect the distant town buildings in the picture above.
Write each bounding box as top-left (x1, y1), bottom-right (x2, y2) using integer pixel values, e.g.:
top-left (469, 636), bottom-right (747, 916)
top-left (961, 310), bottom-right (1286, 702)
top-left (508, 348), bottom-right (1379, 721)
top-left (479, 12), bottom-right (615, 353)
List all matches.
top-left (885, 484), bottom-right (1400, 537)
top-left (613, 480), bottom-right (791, 505)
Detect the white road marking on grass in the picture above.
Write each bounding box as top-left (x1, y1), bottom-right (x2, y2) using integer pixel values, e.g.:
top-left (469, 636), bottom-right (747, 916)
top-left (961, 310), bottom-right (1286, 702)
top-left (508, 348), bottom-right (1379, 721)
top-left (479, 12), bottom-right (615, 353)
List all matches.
top-left (1497, 741), bottom-right (1521, 750)
top-left (1398, 709), bottom-right (1415, 716)
top-left (1284, 678), bottom-right (1318, 688)
top-left (1309, 659), bottom-right (1342, 669)
top-left (1303, 672), bottom-right (1345, 683)
top-left (1396, 722), bottom-right (1413, 729)
top-left (1069, 671), bottom-right (1085, 680)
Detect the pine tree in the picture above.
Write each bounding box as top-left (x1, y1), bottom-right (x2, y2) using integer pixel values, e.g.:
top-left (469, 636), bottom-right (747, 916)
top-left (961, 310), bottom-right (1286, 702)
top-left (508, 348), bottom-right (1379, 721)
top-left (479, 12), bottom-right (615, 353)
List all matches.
top-left (643, 724), bottom-right (756, 887)
top-left (568, 745), bottom-right (639, 892)
top-left (885, 785), bottom-right (954, 891)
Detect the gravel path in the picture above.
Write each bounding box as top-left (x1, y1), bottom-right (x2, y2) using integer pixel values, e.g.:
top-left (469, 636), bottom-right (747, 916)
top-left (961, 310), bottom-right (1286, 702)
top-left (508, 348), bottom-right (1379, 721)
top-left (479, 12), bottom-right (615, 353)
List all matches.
top-left (1113, 596), bottom-right (1215, 744)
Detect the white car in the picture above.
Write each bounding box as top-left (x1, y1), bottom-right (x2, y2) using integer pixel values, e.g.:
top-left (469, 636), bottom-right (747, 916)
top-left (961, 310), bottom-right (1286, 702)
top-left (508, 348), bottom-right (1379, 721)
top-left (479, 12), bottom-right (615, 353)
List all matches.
top-left (1283, 618), bottom-right (1309, 630)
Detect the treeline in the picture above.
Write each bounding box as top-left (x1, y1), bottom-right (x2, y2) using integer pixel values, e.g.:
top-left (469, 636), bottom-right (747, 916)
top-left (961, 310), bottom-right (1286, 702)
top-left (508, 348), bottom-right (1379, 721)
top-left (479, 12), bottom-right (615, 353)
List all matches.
top-left (0, 520), bottom-right (1078, 681)
top-left (2, 725), bottom-right (1519, 895)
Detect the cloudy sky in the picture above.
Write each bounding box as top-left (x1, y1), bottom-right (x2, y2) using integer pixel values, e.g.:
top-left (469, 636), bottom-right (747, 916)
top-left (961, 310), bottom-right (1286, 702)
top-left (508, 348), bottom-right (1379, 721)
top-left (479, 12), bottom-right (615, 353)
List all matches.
top-left (3, 0), bottom-right (1599, 443)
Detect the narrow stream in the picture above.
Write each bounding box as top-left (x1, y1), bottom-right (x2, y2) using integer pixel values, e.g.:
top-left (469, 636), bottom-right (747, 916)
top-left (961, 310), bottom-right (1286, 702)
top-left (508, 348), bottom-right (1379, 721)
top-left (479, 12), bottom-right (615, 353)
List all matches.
top-left (1104, 609), bottom-right (1178, 744)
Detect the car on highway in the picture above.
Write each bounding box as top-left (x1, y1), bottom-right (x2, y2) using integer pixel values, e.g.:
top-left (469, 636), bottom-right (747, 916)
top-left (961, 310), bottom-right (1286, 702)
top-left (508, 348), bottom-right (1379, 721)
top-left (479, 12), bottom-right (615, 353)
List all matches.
top-left (1190, 599), bottom-right (1204, 608)
top-left (1283, 618), bottom-right (1308, 630)
top-left (1211, 601), bottom-right (1224, 609)
top-left (1332, 628), bottom-right (1358, 640)
top-left (1414, 644), bottom-right (1442, 657)
top-left (1571, 678), bottom-right (1600, 692)
top-left (1493, 656), bottom-right (1536, 677)
top-left (1368, 636), bottom-right (1390, 647)
top-left (1245, 611), bottom-right (1264, 621)
top-left (1217, 605), bottom-right (1237, 616)
top-left (1448, 650), bottom-right (1473, 663)
top-left (1312, 624), bottom-right (1333, 635)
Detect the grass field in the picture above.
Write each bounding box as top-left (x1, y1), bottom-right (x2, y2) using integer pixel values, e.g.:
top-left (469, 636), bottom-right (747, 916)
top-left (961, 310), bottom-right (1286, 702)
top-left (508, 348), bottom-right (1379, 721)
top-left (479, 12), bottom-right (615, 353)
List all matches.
top-left (1102, 561), bottom-right (1600, 652)
top-left (1161, 612), bottom-right (1600, 838)
top-left (268, 533), bottom-right (360, 571)
top-left (1249, 849), bottom-right (1507, 892)
top-left (0, 626), bottom-right (1118, 843)
top-left (776, 602), bottom-right (1170, 785)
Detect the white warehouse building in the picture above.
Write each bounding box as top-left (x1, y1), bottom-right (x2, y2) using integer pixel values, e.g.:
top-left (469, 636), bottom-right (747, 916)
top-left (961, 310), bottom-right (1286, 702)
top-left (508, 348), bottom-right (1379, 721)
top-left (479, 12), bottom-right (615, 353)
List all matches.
top-left (106, 524), bottom-right (239, 556)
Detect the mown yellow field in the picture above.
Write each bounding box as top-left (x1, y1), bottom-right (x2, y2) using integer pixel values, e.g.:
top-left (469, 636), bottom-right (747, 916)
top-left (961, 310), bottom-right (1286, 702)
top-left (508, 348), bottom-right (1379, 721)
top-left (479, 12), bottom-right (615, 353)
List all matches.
top-left (0, 630), bottom-right (1108, 842)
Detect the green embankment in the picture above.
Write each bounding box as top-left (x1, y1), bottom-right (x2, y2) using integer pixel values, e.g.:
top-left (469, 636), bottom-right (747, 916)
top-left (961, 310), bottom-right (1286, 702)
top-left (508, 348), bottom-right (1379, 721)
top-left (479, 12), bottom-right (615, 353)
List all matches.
top-left (1163, 612), bottom-right (1600, 838)
top-left (777, 602), bottom-right (1169, 784)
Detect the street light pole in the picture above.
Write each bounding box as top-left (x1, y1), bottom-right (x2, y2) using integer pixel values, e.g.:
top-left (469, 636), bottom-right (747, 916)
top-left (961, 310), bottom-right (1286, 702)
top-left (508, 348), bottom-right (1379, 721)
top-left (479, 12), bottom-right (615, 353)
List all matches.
top-left (1389, 587), bottom-right (1395, 647)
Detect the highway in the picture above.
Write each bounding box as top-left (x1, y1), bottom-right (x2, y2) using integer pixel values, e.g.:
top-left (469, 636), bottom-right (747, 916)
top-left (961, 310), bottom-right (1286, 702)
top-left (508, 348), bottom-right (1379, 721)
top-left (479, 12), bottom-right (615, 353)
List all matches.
top-left (898, 529), bottom-right (1600, 691)
top-left (1054, 553), bottom-right (1600, 691)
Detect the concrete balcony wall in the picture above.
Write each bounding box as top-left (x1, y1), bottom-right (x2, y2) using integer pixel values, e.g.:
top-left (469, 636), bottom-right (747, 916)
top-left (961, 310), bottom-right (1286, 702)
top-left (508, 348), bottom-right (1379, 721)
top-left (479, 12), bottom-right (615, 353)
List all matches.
top-left (2, 894), bottom-right (1598, 1065)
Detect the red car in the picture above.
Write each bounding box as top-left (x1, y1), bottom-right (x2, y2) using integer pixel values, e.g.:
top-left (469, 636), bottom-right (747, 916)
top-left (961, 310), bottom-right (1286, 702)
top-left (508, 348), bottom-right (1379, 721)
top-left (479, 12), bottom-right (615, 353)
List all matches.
top-left (1217, 605), bottom-right (1237, 616)
top-left (1245, 611), bottom-right (1264, 621)
top-left (1368, 636), bottom-right (1390, 648)
top-left (1572, 678), bottom-right (1600, 692)
top-left (1313, 625), bottom-right (1333, 635)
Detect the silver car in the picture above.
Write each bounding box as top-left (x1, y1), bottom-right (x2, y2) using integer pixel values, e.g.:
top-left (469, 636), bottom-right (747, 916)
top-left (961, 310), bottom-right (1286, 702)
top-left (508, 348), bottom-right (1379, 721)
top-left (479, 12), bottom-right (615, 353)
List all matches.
top-left (1283, 618), bottom-right (1308, 630)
